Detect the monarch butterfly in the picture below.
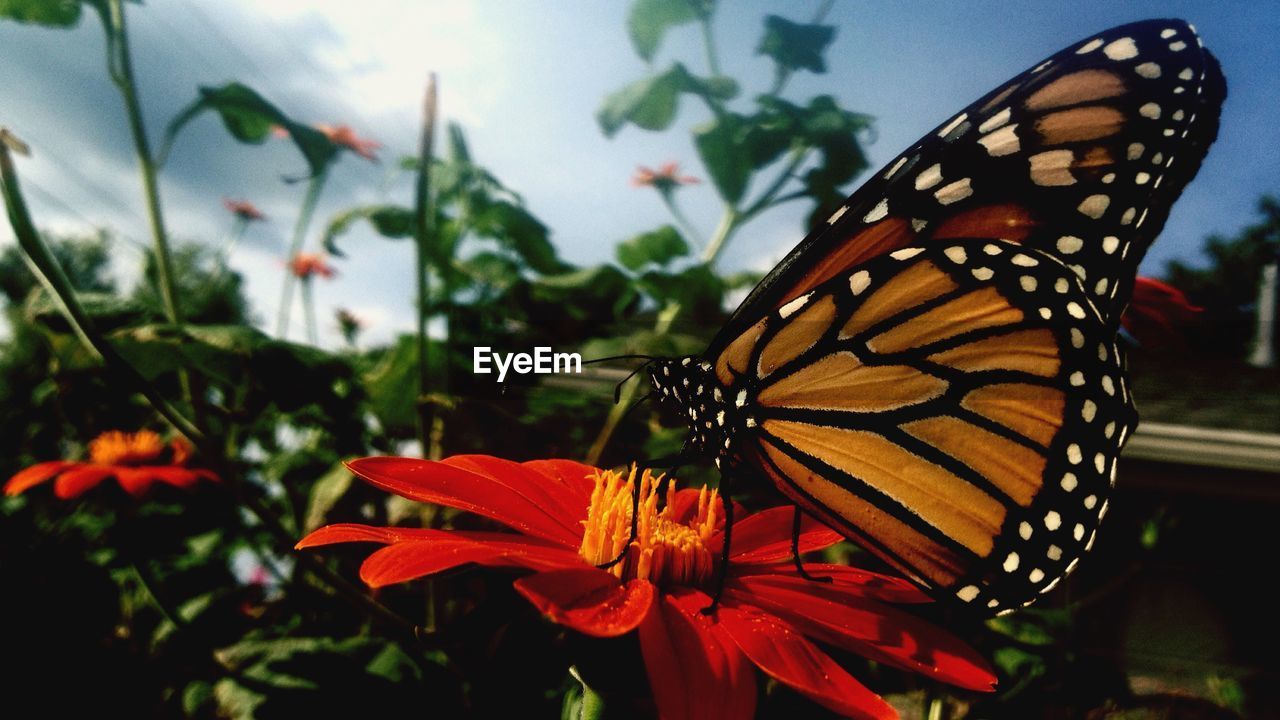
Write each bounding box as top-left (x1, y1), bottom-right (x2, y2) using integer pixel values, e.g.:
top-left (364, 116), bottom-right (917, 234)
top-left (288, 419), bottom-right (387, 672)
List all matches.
top-left (639, 19), bottom-right (1226, 615)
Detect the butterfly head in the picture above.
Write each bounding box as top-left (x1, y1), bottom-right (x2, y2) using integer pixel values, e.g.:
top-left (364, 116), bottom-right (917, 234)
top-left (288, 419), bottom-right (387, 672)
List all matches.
top-left (647, 356), bottom-right (733, 459)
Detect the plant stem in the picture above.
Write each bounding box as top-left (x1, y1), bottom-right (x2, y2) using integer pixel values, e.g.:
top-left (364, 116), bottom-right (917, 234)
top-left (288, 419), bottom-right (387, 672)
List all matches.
top-left (699, 15), bottom-right (722, 77)
top-left (300, 276), bottom-right (318, 344)
top-left (276, 171), bottom-right (328, 338)
top-left (107, 0), bottom-right (180, 326)
top-left (660, 191), bottom-right (704, 250)
top-left (414, 75), bottom-right (439, 457)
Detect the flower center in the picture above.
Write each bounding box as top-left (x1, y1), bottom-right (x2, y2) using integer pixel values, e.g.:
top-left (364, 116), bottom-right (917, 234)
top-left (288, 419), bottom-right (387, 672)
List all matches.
top-left (578, 466), bottom-right (719, 588)
top-left (88, 430), bottom-right (165, 466)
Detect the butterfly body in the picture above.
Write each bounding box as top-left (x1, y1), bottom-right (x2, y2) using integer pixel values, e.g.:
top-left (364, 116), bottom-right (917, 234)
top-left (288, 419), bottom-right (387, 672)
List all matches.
top-left (646, 19), bottom-right (1225, 614)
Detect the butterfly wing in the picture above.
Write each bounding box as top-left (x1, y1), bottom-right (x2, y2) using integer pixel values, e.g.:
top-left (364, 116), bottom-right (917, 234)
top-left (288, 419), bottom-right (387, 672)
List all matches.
top-left (724, 239), bottom-right (1134, 612)
top-left (712, 18), bottom-right (1225, 358)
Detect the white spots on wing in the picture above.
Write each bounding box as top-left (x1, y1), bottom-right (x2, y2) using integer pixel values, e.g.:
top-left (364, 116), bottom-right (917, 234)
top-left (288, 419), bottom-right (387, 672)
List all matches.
top-left (1164, 128), bottom-right (1176, 137)
top-left (1082, 399), bottom-right (1097, 422)
top-left (1047, 544), bottom-right (1063, 561)
top-left (1020, 276), bottom-right (1038, 292)
top-left (1054, 277), bottom-right (1070, 294)
top-left (979, 107), bottom-right (1012, 133)
top-left (1152, 152), bottom-right (1164, 165)
top-left (1095, 278), bottom-right (1108, 295)
top-left (934, 178), bottom-right (973, 205)
top-left (884, 155), bottom-right (909, 179)
top-left (1102, 235), bottom-right (1120, 255)
top-left (1101, 172), bottom-right (1116, 184)
top-left (1061, 472), bottom-right (1078, 492)
top-left (1033, 59), bottom-right (1053, 73)
top-left (1103, 37), bottom-right (1138, 61)
top-left (1094, 452), bottom-right (1106, 474)
top-left (1173, 86), bottom-right (1186, 94)
top-left (1073, 524), bottom-right (1086, 542)
top-left (1172, 109), bottom-right (1185, 121)
top-left (849, 270), bottom-right (871, 296)
top-left (1039, 307), bottom-right (1053, 320)
top-left (745, 416), bottom-right (757, 428)
top-left (1135, 171), bottom-right (1151, 185)
top-left (1003, 552), bottom-right (1020, 572)
top-left (1044, 511), bottom-right (1062, 531)
top-left (1067, 443), bottom-right (1083, 464)
top-left (1160, 28), bottom-right (1177, 39)
top-left (826, 205), bottom-right (849, 224)
top-left (1056, 235), bottom-right (1084, 254)
top-left (1070, 328), bottom-right (1085, 348)
top-left (1135, 61), bottom-right (1161, 79)
top-left (978, 124), bottom-right (1021, 156)
top-left (1178, 67), bottom-right (1194, 81)
top-left (716, 410), bottom-right (725, 426)
top-left (1139, 102), bottom-right (1161, 119)
top-left (1078, 194), bottom-right (1110, 219)
top-left (972, 267), bottom-right (995, 281)
top-left (1069, 371), bottom-right (1084, 387)
top-left (944, 246), bottom-right (968, 264)
top-left (890, 247), bottom-right (924, 260)
top-left (1084, 494), bottom-right (1098, 510)
top-left (938, 112), bottom-right (969, 138)
top-left (1076, 38), bottom-right (1103, 54)
top-left (1012, 253), bottom-right (1038, 267)
top-left (778, 293), bottom-right (811, 318)
top-left (1029, 150), bottom-right (1075, 186)
top-left (1136, 208), bottom-right (1150, 228)
top-left (1102, 375), bottom-right (1116, 396)
top-left (1127, 142), bottom-right (1145, 160)
top-left (1029, 568), bottom-right (1045, 583)
top-left (1120, 207), bottom-right (1136, 226)
top-left (911, 218), bottom-right (928, 232)
top-left (1169, 40), bottom-right (1187, 51)
top-left (1067, 302), bottom-right (1086, 319)
top-left (956, 585), bottom-right (980, 602)
top-left (736, 389), bottom-right (748, 408)
top-left (1098, 343), bottom-right (1109, 362)
top-left (914, 163), bottom-right (943, 191)
top-left (1104, 421), bottom-right (1116, 439)
top-left (863, 199), bottom-right (889, 223)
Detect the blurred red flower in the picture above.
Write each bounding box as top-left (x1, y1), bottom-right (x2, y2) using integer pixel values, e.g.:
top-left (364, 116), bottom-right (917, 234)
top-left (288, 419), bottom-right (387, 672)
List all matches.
top-left (298, 456), bottom-right (995, 719)
top-left (632, 162), bottom-right (700, 190)
top-left (222, 197), bottom-right (265, 222)
top-left (315, 123), bottom-right (381, 161)
top-left (1121, 276), bottom-right (1203, 347)
top-left (5, 430), bottom-right (217, 499)
top-left (287, 252), bottom-right (337, 280)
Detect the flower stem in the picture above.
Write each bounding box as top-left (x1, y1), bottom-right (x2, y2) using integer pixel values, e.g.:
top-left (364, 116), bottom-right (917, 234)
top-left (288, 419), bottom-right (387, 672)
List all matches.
top-left (415, 74), bottom-right (439, 458)
top-left (300, 276), bottom-right (318, 344)
top-left (276, 171), bottom-right (328, 338)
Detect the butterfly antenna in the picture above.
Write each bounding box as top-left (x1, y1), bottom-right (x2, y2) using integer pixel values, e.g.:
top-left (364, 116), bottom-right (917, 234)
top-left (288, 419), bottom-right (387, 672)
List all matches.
top-left (613, 361), bottom-right (655, 404)
top-left (581, 353), bottom-right (656, 366)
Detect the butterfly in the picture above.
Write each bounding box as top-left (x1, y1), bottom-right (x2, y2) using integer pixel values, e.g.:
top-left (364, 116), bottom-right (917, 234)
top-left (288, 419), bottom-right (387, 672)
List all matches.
top-left (640, 18), bottom-right (1226, 615)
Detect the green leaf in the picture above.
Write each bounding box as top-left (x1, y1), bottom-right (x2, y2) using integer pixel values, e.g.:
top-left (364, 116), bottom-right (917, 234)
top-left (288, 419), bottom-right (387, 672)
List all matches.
top-left (363, 334), bottom-right (430, 437)
top-left (597, 65), bottom-right (689, 137)
top-left (616, 225), bottom-right (689, 271)
top-left (25, 289), bottom-right (152, 332)
top-left (321, 205), bottom-right (415, 256)
top-left (627, 0), bottom-right (700, 61)
top-left (160, 83), bottom-right (339, 176)
top-left (470, 200), bottom-right (566, 274)
top-left (456, 251), bottom-right (522, 290)
top-left (638, 264), bottom-right (724, 322)
top-left (756, 14), bottom-right (836, 75)
top-left (693, 114), bottom-right (751, 204)
top-left (304, 462), bottom-right (355, 533)
top-left (0, 0), bottom-right (81, 26)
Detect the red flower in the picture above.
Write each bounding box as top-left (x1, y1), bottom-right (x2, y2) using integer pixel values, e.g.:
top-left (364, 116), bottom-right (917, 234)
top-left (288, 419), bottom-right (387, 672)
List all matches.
top-left (287, 252), bottom-right (337, 280)
top-left (1121, 276), bottom-right (1203, 347)
top-left (632, 162), bottom-right (700, 190)
top-left (222, 197), bottom-right (265, 222)
top-left (5, 430), bottom-right (217, 499)
top-left (315, 123), bottom-right (381, 162)
top-left (298, 456), bottom-right (996, 719)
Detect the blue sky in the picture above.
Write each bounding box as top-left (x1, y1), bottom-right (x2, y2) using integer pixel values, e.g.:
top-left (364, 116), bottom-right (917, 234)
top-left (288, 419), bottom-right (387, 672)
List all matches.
top-left (1, 1), bottom-right (1276, 346)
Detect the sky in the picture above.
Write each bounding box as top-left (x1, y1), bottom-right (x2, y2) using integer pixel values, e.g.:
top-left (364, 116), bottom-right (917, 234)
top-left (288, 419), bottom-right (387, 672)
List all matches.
top-left (1, 0), bottom-right (1277, 347)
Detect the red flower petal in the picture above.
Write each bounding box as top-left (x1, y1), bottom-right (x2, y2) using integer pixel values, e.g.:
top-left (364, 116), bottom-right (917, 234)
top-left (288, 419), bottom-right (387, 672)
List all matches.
top-left (716, 506), bottom-right (843, 563)
top-left (4, 461), bottom-right (76, 495)
top-left (638, 589), bottom-right (756, 720)
top-left (1122, 276), bottom-right (1203, 347)
top-left (357, 533), bottom-right (583, 587)
top-left (716, 598), bottom-right (896, 720)
top-left (729, 564), bottom-right (928, 604)
top-left (445, 455), bottom-right (591, 530)
top-left (348, 456), bottom-right (584, 546)
top-left (513, 567), bottom-right (655, 638)
top-left (520, 459), bottom-right (597, 500)
top-left (115, 468), bottom-right (156, 496)
top-left (724, 581), bottom-right (996, 692)
top-left (150, 466), bottom-right (202, 490)
top-left (53, 466), bottom-right (114, 498)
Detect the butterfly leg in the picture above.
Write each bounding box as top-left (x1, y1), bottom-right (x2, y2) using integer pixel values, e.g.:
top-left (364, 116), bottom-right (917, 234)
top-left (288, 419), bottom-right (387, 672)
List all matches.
top-left (701, 471), bottom-right (735, 616)
top-left (790, 506), bottom-right (832, 584)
